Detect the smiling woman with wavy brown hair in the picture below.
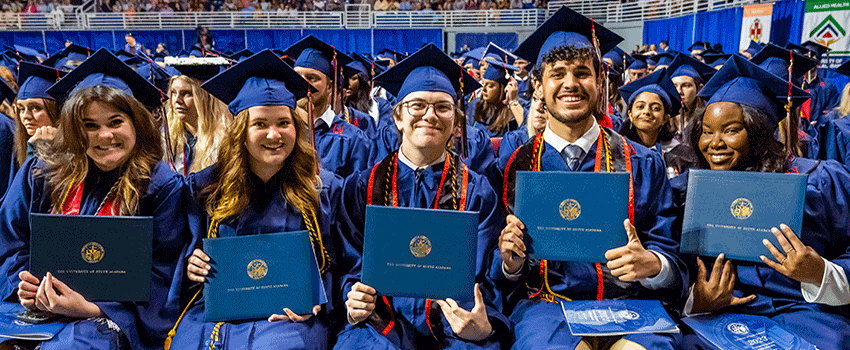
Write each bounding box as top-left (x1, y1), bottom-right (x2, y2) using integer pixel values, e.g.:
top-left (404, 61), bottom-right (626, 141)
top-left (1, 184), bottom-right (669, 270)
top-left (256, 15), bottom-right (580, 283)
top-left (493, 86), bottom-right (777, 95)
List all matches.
top-left (0, 49), bottom-right (187, 350)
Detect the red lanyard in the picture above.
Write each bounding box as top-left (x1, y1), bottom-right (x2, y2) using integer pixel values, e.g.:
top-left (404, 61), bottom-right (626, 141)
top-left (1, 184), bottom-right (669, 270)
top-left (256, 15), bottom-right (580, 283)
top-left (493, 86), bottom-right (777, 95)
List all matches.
top-left (60, 180), bottom-right (119, 216)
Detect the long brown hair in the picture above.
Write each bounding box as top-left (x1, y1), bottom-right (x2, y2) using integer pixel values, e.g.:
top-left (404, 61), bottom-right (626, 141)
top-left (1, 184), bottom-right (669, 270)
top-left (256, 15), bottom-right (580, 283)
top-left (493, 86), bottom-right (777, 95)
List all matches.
top-left (474, 81), bottom-right (513, 135)
top-left (13, 98), bottom-right (59, 166)
top-left (202, 106), bottom-right (320, 235)
top-left (39, 85), bottom-right (163, 216)
top-left (165, 75), bottom-right (231, 173)
top-left (0, 66), bottom-right (17, 119)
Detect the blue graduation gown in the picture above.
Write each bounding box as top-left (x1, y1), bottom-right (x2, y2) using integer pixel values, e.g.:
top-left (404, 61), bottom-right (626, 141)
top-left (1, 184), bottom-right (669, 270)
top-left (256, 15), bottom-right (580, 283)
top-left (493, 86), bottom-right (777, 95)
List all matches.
top-left (516, 78), bottom-right (530, 101)
top-left (465, 98), bottom-right (521, 139)
top-left (803, 78), bottom-right (842, 138)
top-left (491, 136), bottom-right (687, 349)
top-left (341, 106), bottom-right (379, 140)
top-left (315, 115), bottom-right (373, 179)
top-left (371, 124), bottom-right (501, 194)
top-left (375, 97), bottom-right (395, 131)
top-left (0, 114), bottom-right (14, 200)
top-left (497, 129), bottom-right (529, 171)
top-left (671, 158), bottom-right (850, 350)
top-left (0, 158), bottom-right (187, 350)
top-left (819, 112), bottom-right (850, 164)
top-left (170, 165), bottom-right (347, 350)
top-left (334, 156), bottom-right (509, 350)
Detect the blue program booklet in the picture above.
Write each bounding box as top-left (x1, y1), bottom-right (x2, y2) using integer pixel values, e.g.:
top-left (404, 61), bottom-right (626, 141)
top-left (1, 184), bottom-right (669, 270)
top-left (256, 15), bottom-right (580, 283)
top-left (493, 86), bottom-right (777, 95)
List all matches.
top-left (29, 214), bottom-right (153, 302)
top-left (681, 170), bottom-right (807, 262)
top-left (362, 205), bottom-right (478, 301)
top-left (203, 231), bottom-right (326, 322)
top-left (560, 300), bottom-right (679, 336)
top-left (683, 314), bottom-right (817, 350)
top-left (0, 302), bottom-right (66, 341)
top-left (515, 171), bottom-right (629, 262)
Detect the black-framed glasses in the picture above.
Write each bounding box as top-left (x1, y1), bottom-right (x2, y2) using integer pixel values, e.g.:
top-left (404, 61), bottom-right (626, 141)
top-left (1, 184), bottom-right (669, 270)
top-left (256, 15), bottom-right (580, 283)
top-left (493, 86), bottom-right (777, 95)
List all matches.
top-left (402, 100), bottom-right (455, 118)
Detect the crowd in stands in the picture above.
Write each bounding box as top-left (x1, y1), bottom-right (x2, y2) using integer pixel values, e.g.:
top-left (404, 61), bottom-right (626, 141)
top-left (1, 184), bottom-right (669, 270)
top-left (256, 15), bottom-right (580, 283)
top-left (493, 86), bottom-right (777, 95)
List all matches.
top-left (1, 0), bottom-right (543, 14)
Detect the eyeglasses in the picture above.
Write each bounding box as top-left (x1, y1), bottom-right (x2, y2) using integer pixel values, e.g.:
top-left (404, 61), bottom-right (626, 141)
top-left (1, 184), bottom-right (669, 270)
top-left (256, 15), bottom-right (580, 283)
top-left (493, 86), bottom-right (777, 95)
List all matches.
top-left (402, 100), bottom-right (456, 118)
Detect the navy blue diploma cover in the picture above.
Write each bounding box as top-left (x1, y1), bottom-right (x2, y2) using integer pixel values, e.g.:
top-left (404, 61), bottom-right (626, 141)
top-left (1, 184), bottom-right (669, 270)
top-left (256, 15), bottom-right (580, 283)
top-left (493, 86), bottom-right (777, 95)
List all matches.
top-left (683, 314), bottom-right (816, 349)
top-left (29, 214), bottom-right (152, 302)
top-left (203, 231), bottom-right (325, 322)
top-left (514, 171), bottom-right (629, 262)
top-left (682, 170), bottom-right (807, 262)
top-left (362, 205), bottom-right (478, 301)
top-left (561, 300), bottom-right (679, 336)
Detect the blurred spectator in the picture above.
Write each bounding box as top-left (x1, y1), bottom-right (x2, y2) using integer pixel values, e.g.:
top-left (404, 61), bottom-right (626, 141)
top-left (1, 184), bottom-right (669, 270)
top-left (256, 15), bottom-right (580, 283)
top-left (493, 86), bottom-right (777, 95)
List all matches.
top-left (50, 3), bottom-right (64, 27)
top-left (24, 1), bottom-right (37, 13)
top-left (124, 32), bottom-right (147, 55)
top-left (374, 0), bottom-right (388, 10)
top-left (398, 0), bottom-right (409, 10)
top-left (465, 0), bottom-right (478, 10)
top-left (36, 0), bottom-right (47, 12)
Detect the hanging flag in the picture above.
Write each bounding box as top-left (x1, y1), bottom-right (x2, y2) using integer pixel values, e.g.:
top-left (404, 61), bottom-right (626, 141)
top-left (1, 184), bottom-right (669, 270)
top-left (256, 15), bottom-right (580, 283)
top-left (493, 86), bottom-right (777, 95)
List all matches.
top-left (740, 3), bottom-right (773, 52)
top-left (803, 0), bottom-right (850, 67)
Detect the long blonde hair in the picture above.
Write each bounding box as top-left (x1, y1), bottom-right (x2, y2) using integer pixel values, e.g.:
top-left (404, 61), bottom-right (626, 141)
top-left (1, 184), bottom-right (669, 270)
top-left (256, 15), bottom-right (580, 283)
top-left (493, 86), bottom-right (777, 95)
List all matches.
top-left (40, 85), bottom-right (163, 216)
top-left (166, 75), bottom-right (231, 173)
top-left (838, 82), bottom-right (850, 118)
top-left (202, 106), bottom-right (320, 235)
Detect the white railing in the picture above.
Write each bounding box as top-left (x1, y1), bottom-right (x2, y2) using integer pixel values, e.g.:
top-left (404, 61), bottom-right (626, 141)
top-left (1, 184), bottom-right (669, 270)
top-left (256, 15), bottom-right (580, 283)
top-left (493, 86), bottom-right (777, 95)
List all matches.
top-left (0, 0), bottom-right (777, 31)
top-left (372, 9), bottom-right (542, 29)
top-left (547, 0), bottom-right (771, 23)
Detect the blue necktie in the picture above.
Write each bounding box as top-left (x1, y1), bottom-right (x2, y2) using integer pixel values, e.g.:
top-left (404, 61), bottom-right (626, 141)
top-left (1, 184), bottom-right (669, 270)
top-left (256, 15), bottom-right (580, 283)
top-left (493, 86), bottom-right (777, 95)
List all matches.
top-left (411, 169), bottom-right (428, 208)
top-left (562, 144), bottom-right (584, 171)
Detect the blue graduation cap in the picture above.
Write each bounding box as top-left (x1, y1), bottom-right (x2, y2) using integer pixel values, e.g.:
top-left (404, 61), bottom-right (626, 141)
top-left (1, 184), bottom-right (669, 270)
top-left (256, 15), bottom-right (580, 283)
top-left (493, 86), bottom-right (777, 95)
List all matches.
top-left (628, 54), bottom-right (648, 70)
top-left (135, 62), bottom-right (177, 93)
top-left (652, 53), bottom-right (675, 67)
top-left (376, 48), bottom-right (406, 63)
top-left (800, 40), bottom-right (830, 60)
top-left (688, 41), bottom-right (707, 52)
top-left (619, 68), bottom-right (681, 115)
top-left (697, 55), bottom-right (810, 125)
top-left (646, 56), bottom-right (658, 67)
top-left (0, 54), bottom-right (18, 79)
top-left (225, 49), bottom-right (254, 62)
top-left (41, 44), bottom-right (91, 71)
top-left (481, 57), bottom-right (519, 86)
top-left (152, 51), bottom-right (167, 62)
top-left (283, 35), bottom-right (353, 78)
top-left (463, 47), bottom-right (486, 62)
top-left (349, 52), bottom-right (375, 79)
top-left (702, 52), bottom-right (731, 67)
top-left (201, 50), bottom-right (316, 116)
top-left (668, 53), bottom-right (715, 85)
top-left (16, 62), bottom-right (66, 101)
top-left (743, 40), bottom-right (763, 57)
top-left (0, 74), bottom-right (15, 104)
top-left (171, 64), bottom-right (227, 83)
top-left (5, 45), bottom-right (41, 63)
top-left (189, 48), bottom-right (205, 58)
top-left (750, 43), bottom-right (817, 83)
top-left (513, 6), bottom-right (623, 65)
top-left (178, 50), bottom-right (190, 58)
top-left (836, 60), bottom-right (850, 76)
top-left (115, 49), bottom-right (146, 66)
top-left (602, 48), bottom-right (625, 71)
top-left (46, 48), bottom-right (164, 109)
top-left (374, 43), bottom-right (480, 102)
top-left (483, 43), bottom-right (517, 65)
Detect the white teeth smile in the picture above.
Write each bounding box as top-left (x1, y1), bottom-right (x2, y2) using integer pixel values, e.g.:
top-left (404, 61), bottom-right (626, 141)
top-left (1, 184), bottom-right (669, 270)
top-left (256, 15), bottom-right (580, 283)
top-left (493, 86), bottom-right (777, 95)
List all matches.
top-left (561, 96), bottom-right (582, 102)
top-left (710, 154), bottom-right (730, 163)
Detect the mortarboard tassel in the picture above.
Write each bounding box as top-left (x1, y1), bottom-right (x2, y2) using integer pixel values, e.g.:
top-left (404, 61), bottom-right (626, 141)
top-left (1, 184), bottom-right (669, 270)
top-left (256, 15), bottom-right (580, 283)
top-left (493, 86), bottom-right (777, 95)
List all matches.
top-left (458, 63), bottom-right (468, 159)
top-left (307, 90), bottom-right (320, 176)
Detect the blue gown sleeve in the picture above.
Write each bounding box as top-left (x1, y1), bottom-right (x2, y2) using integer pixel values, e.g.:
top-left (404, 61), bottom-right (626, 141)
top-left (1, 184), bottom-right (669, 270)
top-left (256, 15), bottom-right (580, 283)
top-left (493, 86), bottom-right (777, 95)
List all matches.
top-left (0, 158), bottom-right (42, 302)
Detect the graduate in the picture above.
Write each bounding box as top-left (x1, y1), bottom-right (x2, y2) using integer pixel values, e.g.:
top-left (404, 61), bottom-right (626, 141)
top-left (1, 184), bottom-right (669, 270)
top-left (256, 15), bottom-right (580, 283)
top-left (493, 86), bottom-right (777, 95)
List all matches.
top-left (817, 60), bottom-right (850, 164)
top-left (282, 35), bottom-right (373, 178)
top-left (666, 53), bottom-right (714, 139)
top-left (40, 44), bottom-right (91, 72)
top-left (0, 77), bottom-right (15, 199)
top-left (749, 44), bottom-right (819, 158)
top-left (164, 63), bottom-right (232, 176)
top-left (338, 58), bottom-right (380, 139)
top-left (0, 48), bottom-right (187, 350)
top-left (345, 52), bottom-right (394, 132)
top-left (498, 82), bottom-right (548, 170)
top-left (618, 68), bottom-right (698, 179)
top-left (494, 7), bottom-right (687, 349)
top-left (168, 50), bottom-right (345, 350)
top-left (467, 58), bottom-right (525, 138)
top-left (673, 55), bottom-right (850, 350)
top-left (787, 42), bottom-right (842, 134)
top-left (334, 44), bottom-right (510, 350)
top-left (12, 62), bottom-right (65, 173)
top-left (626, 54), bottom-right (648, 83)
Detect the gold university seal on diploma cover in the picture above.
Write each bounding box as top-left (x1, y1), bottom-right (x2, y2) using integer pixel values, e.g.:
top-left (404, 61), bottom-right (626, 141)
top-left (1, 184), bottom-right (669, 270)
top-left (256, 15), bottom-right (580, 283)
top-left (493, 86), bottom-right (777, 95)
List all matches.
top-left (559, 199), bottom-right (581, 221)
top-left (247, 259), bottom-right (268, 280)
top-left (409, 235), bottom-right (432, 258)
top-left (730, 198), bottom-right (753, 220)
top-left (81, 242), bottom-right (104, 264)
